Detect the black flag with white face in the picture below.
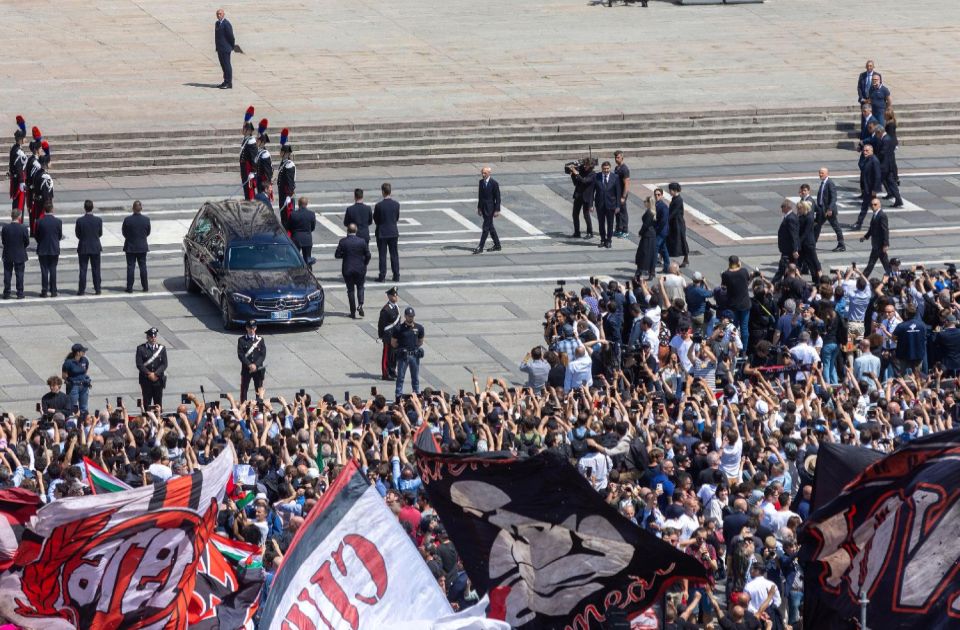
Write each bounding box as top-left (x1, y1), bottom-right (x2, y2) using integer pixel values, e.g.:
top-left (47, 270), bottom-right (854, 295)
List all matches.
top-left (414, 431), bottom-right (708, 629)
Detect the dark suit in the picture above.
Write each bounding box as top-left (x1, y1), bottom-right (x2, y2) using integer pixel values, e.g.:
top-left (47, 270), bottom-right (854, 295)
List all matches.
top-left (75, 212), bottom-right (103, 294)
top-left (135, 342), bottom-right (168, 408)
top-left (857, 154), bottom-right (882, 226)
top-left (863, 210), bottom-right (890, 277)
top-left (593, 172), bottom-right (622, 244)
top-left (237, 334), bottom-right (266, 402)
top-left (876, 133), bottom-right (902, 204)
top-left (122, 212), bottom-right (151, 291)
top-left (215, 18), bottom-right (235, 86)
top-left (798, 211), bottom-right (820, 283)
top-left (343, 202), bottom-right (374, 242)
top-left (335, 234), bottom-right (371, 315)
top-left (814, 177), bottom-right (843, 244)
top-left (35, 213), bottom-right (62, 295)
top-left (773, 211), bottom-right (799, 283)
top-left (570, 169), bottom-right (595, 236)
top-left (857, 70), bottom-right (874, 103)
top-left (373, 198), bottom-right (400, 281)
top-left (288, 207), bottom-right (317, 263)
top-left (477, 177), bottom-right (501, 250)
top-left (666, 195), bottom-right (688, 259)
top-left (1, 221), bottom-right (28, 297)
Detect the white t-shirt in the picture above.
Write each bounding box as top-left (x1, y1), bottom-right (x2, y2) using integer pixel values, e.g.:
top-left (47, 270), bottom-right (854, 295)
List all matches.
top-left (148, 463), bottom-right (173, 482)
top-left (662, 274), bottom-right (687, 304)
top-left (716, 436), bottom-right (743, 479)
top-left (745, 575), bottom-right (781, 612)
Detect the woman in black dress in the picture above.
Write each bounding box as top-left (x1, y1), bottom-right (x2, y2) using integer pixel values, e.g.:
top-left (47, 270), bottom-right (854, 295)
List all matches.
top-left (884, 107), bottom-right (900, 186)
top-left (666, 182), bottom-right (689, 267)
top-left (635, 196), bottom-right (657, 280)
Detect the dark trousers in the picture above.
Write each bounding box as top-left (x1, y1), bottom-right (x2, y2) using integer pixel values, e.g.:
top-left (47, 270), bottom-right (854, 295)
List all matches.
top-left (656, 235), bottom-right (670, 272)
top-left (377, 237), bottom-right (399, 280)
top-left (2, 260), bottom-right (24, 297)
top-left (126, 252), bottom-right (148, 290)
top-left (882, 171), bottom-right (901, 203)
top-left (78, 253), bottom-right (101, 294)
top-left (240, 368), bottom-right (266, 403)
top-left (140, 379), bottom-right (164, 409)
top-left (381, 341), bottom-right (397, 378)
top-left (597, 207), bottom-right (615, 243)
top-left (815, 211), bottom-right (844, 244)
top-left (572, 197), bottom-right (593, 235)
top-left (300, 245), bottom-right (313, 265)
top-left (799, 243), bottom-right (821, 284)
top-left (616, 200), bottom-right (628, 233)
top-left (217, 50), bottom-right (232, 85)
top-left (344, 273), bottom-right (365, 315)
top-left (856, 194), bottom-right (875, 226)
top-left (478, 214), bottom-right (500, 250)
top-left (38, 254), bottom-right (58, 294)
top-left (772, 254), bottom-right (793, 284)
top-left (864, 247), bottom-right (890, 277)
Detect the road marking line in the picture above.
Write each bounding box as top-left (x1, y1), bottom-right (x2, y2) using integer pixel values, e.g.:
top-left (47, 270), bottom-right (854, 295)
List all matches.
top-left (316, 215), bottom-right (347, 238)
top-left (646, 170), bottom-right (960, 187)
top-left (499, 205), bottom-right (545, 236)
top-left (440, 208), bottom-right (482, 232)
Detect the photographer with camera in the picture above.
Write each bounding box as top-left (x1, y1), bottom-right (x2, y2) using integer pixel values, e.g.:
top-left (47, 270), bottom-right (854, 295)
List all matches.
top-left (566, 158), bottom-right (596, 239)
top-left (391, 306), bottom-right (425, 401)
top-left (61, 343), bottom-right (91, 414)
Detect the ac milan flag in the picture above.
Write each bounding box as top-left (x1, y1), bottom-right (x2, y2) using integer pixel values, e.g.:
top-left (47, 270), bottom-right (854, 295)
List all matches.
top-left (189, 535), bottom-right (263, 630)
top-left (414, 431), bottom-right (709, 629)
top-left (800, 429), bottom-right (960, 629)
top-left (0, 445), bottom-right (235, 630)
top-left (258, 460), bottom-right (457, 629)
top-left (0, 487), bottom-right (41, 572)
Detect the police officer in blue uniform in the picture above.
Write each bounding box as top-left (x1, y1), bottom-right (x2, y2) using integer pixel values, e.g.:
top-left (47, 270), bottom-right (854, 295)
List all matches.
top-left (62, 343), bottom-right (91, 413)
top-left (391, 306), bottom-right (425, 401)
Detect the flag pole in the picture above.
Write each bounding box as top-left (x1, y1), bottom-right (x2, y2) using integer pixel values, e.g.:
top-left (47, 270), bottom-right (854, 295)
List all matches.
top-left (859, 589), bottom-right (869, 629)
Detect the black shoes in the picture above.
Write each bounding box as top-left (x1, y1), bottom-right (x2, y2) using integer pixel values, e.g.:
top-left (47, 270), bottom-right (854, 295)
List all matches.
top-left (891, 201), bottom-right (904, 208)
top-left (571, 232), bottom-right (582, 239)
top-left (375, 276), bottom-right (385, 283)
top-left (489, 245), bottom-right (502, 252)
top-left (832, 244), bottom-right (846, 252)
top-left (584, 232), bottom-right (594, 239)
top-left (472, 247), bottom-right (483, 254)
top-left (358, 306), bottom-right (364, 318)
top-left (219, 83), bottom-right (232, 89)
top-left (125, 287), bottom-right (133, 293)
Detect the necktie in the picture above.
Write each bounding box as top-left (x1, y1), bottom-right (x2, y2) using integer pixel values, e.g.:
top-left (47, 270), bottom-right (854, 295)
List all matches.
top-left (818, 181), bottom-right (825, 205)
top-left (604, 175), bottom-right (608, 186)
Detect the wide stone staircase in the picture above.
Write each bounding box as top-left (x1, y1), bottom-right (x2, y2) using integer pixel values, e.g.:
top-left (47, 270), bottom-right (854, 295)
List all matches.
top-left (36, 102), bottom-right (960, 179)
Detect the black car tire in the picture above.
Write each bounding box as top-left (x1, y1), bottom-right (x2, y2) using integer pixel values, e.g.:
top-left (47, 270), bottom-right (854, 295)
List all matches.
top-left (184, 258), bottom-right (200, 294)
top-left (220, 297), bottom-right (236, 330)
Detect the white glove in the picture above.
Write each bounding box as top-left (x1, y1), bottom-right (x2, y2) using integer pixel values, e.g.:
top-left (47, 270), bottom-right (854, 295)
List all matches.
top-left (18, 183), bottom-right (25, 192)
top-left (247, 173), bottom-right (255, 181)
top-left (284, 196), bottom-right (291, 208)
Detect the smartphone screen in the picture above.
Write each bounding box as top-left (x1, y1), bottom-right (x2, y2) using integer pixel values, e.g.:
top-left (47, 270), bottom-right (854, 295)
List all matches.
top-left (136, 398), bottom-right (143, 408)
top-left (344, 391), bottom-right (350, 402)
top-left (181, 394), bottom-right (189, 405)
top-left (35, 402), bottom-right (41, 413)
top-left (219, 393), bottom-right (229, 400)
top-left (270, 397), bottom-right (281, 404)
top-left (116, 396), bottom-right (123, 407)
top-left (370, 386), bottom-right (377, 396)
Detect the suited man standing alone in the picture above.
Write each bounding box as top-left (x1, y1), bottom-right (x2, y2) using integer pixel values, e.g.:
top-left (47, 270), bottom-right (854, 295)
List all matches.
top-left (857, 60), bottom-right (875, 105)
top-left (122, 200), bottom-right (151, 292)
top-left (1, 209), bottom-right (28, 299)
top-left (335, 223), bottom-right (371, 318)
top-left (814, 167), bottom-right (844, 251)
top-left (343, 188), bottom-right (373, 243)
top-left (214, 9), bottom-right (235, 89)
top-left (773, 199), bottom-right (799, 284)
top-left (853, 144), bottom-right (882, 230)
top-left (35, 202), bottom-right (62, 297)
top-left (288, 197), bottom-right (316, 266)
top-left (594, 161), bottom-right (622, 249)
top-left (861, 197), bottom-right (890, 277)
top-left (75, 200), bottom-right (102, 295)
top-left (373, 182), bottom-right (400, 283)
top-left (473, 166), bottom-right (501, 254)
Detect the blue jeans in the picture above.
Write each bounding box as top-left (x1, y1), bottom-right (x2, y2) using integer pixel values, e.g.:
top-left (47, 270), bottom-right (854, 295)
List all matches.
top-left (733, 308), bottom-right (750, 350)
top-left (788, 590), bottom-right (802, 625)
top-left (395, 353), bottom-right (420, 400)
top-left (68, 384), bottom-right (89, 413)
top-left (821, 342), bottom-right (840, 384)
top-left (655, 235), bottom-right (670, 271)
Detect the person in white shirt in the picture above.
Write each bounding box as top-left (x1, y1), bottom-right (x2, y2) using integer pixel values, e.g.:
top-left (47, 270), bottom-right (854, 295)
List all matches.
top-left (789, 331), bottom-right (819, 381)
top-left (714, 411), bottom-right (743, 483)
top-left (577, 446), bottom-right (613, 491)
top-left (660, 263), bottom-right (687, 304)
top-left (744, 561), bottom-right (782, 618)
top-left (669, 327), bottom-right (694, 373)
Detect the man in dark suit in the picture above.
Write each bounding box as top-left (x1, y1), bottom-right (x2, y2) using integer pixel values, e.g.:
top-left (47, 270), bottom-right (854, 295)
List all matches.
top-left (373, 182), bottom-right (400, 283)
top-left (857, 60), bottom-right (875, 104)
top-left (122, 200), bottom-right (151, 292)
top-left (568, 160), bottom-right (595, 239)
top-left (861, 198), bottom-right (890, 277)
top-left (237, 320), bottom-right (266, 403)
top-left (35, 202), bottom-right (62, 297)
top-left (874, 125), bottom-right (903, 208)
top-left (814, 167), bottom-right (844, 251)
top-left (593, 161), bottom-right (622, 249)
top-left (1, 209), bottom-right (28, 299)
top-left (654, 188), bottom-right (670, 272)
top-left (288, 197), bottom-right (316, 266)
top-left (343, 188), bottom-right (373, 243)
top-left (214, 9), bottom-right (236, 89)
top-left (335, 223), bottom-right (372, 318)
top-left (854, 144), bottom-right (882, 230)
top-left (75, 199), bottom-right (103, 295)
top-left (136, 327), bottom-right (168, 408)
top-left (254, 180), bottom-right (274, 211)
top-left (473, 166), bottom-right (502, 254)
top-left (772, 199), bottom-right (799, 284)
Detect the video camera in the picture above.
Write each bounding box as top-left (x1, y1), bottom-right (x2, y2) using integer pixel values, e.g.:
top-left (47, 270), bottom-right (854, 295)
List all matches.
top-left (564, 157), bottom-right (597, 175)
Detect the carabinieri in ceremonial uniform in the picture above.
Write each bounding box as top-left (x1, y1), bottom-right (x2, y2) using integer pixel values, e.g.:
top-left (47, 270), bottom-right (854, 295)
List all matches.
top-left (237, 319), bottom-right (266, 402)
top-left (255, 119), bottom-right (273, 200)
top-left (136, 327), bottom-right (168, 408)
top-left (277, 128), bottom-right (296, 230)
top-left (24, 128), bottom-right (43, 236)
top-left (8, 116), bottom-right (26, 216)
top-left (377, 286), bottom-right (401, 380)
top-left (240, 105), bottom-right (258, 201)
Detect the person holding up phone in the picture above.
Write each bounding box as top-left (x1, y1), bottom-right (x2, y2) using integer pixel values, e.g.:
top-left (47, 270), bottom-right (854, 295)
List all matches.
top-left (136, 327), bottom-right (168, 409)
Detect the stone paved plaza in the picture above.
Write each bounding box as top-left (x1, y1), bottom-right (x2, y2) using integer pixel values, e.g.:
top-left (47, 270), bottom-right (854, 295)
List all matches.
top-left (2, 0), bottom-right (959, 134)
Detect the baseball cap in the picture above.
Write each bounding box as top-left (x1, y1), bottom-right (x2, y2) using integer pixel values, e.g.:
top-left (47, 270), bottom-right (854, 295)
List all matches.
top-left (71, 343), bottom-right (87, 353)
top-left (404, 306), bottom-right (415, 317)
top-left (693, 271), bottom-right (703, 281)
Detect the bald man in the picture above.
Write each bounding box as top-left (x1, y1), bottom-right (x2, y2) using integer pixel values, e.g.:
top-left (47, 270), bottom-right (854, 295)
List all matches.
top-left (214, 9), bottom-right (235, 89)
top-left (473, 166), bottom-right (501, 254)
top-left (814, 167), bottom-right (844, 251)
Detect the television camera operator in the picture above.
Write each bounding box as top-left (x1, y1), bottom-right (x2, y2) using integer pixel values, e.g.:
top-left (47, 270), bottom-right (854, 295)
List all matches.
top-left (566, 157), bottom-right (597, 240)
